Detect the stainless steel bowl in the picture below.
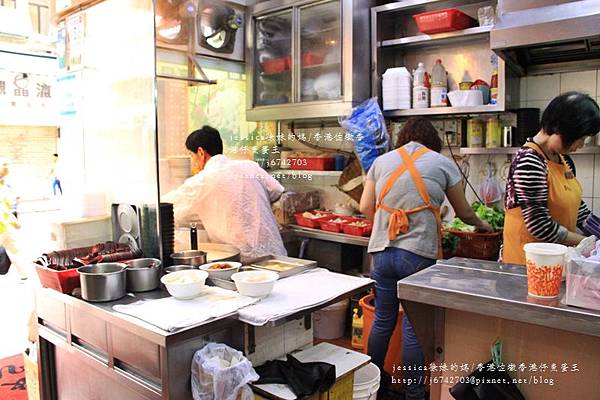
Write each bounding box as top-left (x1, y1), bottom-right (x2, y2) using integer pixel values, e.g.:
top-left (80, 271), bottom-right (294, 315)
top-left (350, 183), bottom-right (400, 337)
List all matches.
top-left (163, 265), bottom-right (196, 274)
top-left (124, 258), bottom-right (161, 292)
top-left (78, 263), bottom-right (127, 302)
top-left (170, 250), bottom-right (207, 267)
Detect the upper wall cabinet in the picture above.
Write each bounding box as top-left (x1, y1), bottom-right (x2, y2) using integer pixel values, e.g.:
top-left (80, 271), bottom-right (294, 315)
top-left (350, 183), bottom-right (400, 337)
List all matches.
top-left (246, 0), bottom-right (374, 121)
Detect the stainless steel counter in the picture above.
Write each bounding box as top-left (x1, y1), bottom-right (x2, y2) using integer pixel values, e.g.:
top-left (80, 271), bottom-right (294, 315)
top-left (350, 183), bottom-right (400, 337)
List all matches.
top-left (288, 224), bottom-right (370, 247)
top-left (397, 257), bottom-right (600, 337)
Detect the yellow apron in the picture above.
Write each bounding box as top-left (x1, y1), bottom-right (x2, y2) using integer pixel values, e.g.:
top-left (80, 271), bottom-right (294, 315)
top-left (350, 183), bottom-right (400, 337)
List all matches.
top-left (376, 146), bottom-right (443, 258)
top-left (503, 142), bottom-right (582, 264)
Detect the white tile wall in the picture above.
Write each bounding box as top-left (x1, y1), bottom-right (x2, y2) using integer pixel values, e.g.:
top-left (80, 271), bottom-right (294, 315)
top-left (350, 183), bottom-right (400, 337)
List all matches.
top-left (594, 156), bottom-right (600, 198)
top-left (594, 198), bottom-right (600, 215)
top-left (597, 70), bottom-right (600, 97)
top-left (526, 74), bottom-right (561, 100)
top-left (560, 70), bottom-right (597, 96)
top-left (571, 155), bottom-right (595, 198)
top-left (583, 197), bottom-right (593, 211)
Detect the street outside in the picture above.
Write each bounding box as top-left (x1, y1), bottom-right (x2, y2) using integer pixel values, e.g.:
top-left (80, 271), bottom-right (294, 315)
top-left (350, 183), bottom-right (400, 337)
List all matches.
top-left (0, 200), bottom-right (62, 359)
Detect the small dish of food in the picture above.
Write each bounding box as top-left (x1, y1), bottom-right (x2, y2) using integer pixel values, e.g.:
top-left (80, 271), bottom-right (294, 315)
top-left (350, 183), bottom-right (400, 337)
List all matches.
top-left (230, 270), bottom-right (279, 297)
top-left (160, 270), bottom-right (209, 299)
top-left (199, 261), bottom-right (242, 280)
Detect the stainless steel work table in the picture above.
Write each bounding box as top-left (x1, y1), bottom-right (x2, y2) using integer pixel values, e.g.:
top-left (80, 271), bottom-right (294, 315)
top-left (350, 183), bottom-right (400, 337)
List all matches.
top-left (288, 224), bottom-right (370, 247)
top-left (36, 277), bottom-right (372, 400)
top-left (396, 257), bottom-right (600, 399)
top-left (397, 257), bottom-right (600, 338)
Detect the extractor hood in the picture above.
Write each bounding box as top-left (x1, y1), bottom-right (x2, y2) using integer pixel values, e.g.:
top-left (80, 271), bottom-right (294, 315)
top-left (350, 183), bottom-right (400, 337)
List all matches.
top-left (491, 0), bottom-right (600, 75)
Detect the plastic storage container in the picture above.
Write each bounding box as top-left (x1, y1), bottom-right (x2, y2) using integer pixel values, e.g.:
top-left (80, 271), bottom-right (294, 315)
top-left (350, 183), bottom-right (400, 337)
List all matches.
top-left (302, 52), bottom-right (325, 66)
top-left (353, 363), bottom-right (381, 400)
top-left (289, 156), bottom-right (335, 171)
top-left (342, 219), bottom-right (373, 237)
top-left (413, 8), bottom-right (478, 34)
top-left (313, 299), bottom-right (349, 339)
top-left (382, 67), bottom-right (412, 111)
top-left (35, 265), bottom-right (80, 294)
top-left (293, 210), bottom-right (332, 228)
top-left (319, 216), bottom-right (354, 233)
top-left (565, 257), bottom-right (600, 311)
top-left (261, 56), bottom-right (291, 75)
top-left (524, 243), bottom-right (567, 298)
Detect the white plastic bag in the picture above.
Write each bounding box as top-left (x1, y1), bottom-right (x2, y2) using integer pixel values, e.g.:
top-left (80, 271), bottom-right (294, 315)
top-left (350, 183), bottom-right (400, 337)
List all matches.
top-left (191, 343), bottom-right (259, 400)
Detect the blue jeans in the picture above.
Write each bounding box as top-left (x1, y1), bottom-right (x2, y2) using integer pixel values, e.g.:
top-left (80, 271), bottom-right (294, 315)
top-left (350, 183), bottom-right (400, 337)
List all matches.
top-left (52, 178), bottom-right (62, 195)
top-left (368, 247), bottom-right (435, 400)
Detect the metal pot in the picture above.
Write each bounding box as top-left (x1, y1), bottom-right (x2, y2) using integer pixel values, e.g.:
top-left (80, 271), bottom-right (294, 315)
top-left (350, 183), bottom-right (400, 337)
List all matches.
top-left (164, 265), bottom-right (196, 274)
top-left (170, 250), bottom-right (207, 267)
top-left (124, 258), bottom-right (161, 292)
top-left (78, 263), bottom-right (127, 302)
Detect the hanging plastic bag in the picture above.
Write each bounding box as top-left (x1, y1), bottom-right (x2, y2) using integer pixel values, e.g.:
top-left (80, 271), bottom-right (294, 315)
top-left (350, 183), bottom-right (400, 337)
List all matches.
top-left (338, 97), bottom-right (390, 172)
top-left (479, 162), bottom-right (504, 205)
top-left (191, 343), bottom-right (259, 400)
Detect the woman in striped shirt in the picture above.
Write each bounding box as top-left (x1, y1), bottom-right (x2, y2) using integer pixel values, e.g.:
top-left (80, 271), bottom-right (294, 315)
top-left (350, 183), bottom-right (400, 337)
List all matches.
top-left (503, 92), bottom-right (600, 264)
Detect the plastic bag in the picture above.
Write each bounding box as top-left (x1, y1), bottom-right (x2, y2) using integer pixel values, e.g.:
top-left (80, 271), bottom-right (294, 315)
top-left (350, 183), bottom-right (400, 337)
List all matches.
top-left (338, 97), bottom-right (390, 172)
top-left (565, 238), bottom-right (600, 311)
top-left (479, 162), bottom-right (504, 205)
top-left (191, 343), bottom-right (259, 400)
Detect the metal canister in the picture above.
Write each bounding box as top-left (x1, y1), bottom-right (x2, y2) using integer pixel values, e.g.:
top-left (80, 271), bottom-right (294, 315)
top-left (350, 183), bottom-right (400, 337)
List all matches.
top-left (502, 126), bottom-right (514, 147)
top-left (467, 119), bottom-right (484, 148)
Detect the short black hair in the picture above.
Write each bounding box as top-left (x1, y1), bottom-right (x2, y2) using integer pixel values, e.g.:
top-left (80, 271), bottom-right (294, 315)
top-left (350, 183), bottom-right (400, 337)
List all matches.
top-left (541, 92), bottom-right (600, 148)
top-left (396, 117), bottom-right (443, 153)
top-left (185, 125), bottom-right (223, 156)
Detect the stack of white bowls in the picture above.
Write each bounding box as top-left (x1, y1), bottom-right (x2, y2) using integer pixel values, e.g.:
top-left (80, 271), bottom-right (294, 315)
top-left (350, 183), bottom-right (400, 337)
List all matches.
top-left (382, 67), bottom-right (412, 110)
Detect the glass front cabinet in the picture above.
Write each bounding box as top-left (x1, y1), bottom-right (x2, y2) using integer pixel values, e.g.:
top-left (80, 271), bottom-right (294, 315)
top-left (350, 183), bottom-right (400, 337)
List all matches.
top-left (246, 0), bottom-right (373, 121)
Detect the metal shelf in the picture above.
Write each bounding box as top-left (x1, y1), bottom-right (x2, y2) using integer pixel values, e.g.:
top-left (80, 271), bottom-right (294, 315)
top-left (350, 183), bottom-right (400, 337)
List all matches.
top-left (384, 105), bottom-right (505, 118)
top-left (381, 26), bottom-right (492, 49)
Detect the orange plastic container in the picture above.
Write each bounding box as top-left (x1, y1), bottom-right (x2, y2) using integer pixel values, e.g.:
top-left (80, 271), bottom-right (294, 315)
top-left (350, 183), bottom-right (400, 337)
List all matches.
top-left (413, 8), bottom-right (477, 34)
top-left (359, 294), bottom-right (403, 381)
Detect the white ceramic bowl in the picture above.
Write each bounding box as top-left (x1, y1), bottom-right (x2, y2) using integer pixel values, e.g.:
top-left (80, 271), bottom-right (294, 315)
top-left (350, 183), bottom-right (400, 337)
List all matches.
top-left (160, 270), bottom-right (208, 299)
top-left (199, 261), bottom-right (242, 280)
top-left (230, 270), bottom-right (279, 297)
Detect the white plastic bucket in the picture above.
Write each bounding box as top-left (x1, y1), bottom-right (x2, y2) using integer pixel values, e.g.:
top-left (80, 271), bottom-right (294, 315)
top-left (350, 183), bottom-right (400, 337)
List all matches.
top-left (523, 243), bottom-right (567, 298)
top-left (353, 363), bottom-right (380, 400)
top-left (313, 299), bottom-right (349, 340)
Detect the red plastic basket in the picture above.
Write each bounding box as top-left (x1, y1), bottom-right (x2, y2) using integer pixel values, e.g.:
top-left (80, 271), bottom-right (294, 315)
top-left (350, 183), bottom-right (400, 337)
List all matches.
top-left (342, 219), bottom-right (373, 237)
top-left (319, 216), bottom-right (354, 233)
top-left (35, 265), bottom-right (80, 295)
top-left (444, 230), bottom-right (502, 261)
top-left (302, 52), bottom-right (325, 66)
top-left (261, 56), bottom-right (291, 75)
top-left (289, 157), bottom-right (335, 171)
top-left (294, 211), bottom-right (332, 228)
top-left (413, 8), bottom-right (477, 34)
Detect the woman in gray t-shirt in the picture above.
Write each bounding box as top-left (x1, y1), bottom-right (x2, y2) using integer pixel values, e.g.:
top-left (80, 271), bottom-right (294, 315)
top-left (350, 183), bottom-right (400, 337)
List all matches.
top-left (359, 117), bottom-right (491, 399)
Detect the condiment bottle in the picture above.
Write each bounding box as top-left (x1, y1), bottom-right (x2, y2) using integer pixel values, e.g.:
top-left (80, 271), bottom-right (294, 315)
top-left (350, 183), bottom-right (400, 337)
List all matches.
top-left (486, 116), bottom-right (501, 148)
top-left (490, 54), bottom-right (499, 105)
top-left (431, 59), bottom-right (448, 107)
top-left (412, 62), bottom-right (429, 109)
top-left (351, 308), bottom-right (364, 350)
top-left (467, 119), bottom-right (484, 148)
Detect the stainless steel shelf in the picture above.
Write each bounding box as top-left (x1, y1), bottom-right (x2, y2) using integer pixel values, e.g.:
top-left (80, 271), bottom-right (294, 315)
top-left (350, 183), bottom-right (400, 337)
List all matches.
top-left (460, 146), bottom-right (600, 155)
top-left (380, 26), bottom-right (492, 49)
top-left (289, 224), bottom-right (369, 247)
top-left (384, 105), bottom-right (505, 118)
top-left (460, 147), bottom-right (519, 155)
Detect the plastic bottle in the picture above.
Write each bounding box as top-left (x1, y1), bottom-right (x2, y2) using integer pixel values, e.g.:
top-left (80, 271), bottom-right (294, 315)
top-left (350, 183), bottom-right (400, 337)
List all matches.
top-left (351, 308), bottom-right (364, 350)
top-left (490, 54), bottom-right (499, 105)
top-left (412, 62), bottom-right (428, 109)
top-left (431, 59), bottom-right (448, 107)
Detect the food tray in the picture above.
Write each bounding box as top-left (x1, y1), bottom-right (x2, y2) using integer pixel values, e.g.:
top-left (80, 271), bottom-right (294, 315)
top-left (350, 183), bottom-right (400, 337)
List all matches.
top-left (246, 255), bottom-right (317, 278)
top-left (413, 8), bottom-right (477, 34)
top-left (35, 265), bottom-right (80, 295)
top-left (342, 219), bottom-right (373, 237)
top-left (294, 210), bottom-right (332, 228)
top-left (207, 266), bottom-right (260, 291)
top-left (319, 216), bottom-right (354, 233)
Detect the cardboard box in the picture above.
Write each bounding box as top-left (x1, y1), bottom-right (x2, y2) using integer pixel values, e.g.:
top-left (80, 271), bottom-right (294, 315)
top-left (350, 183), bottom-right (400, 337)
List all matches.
top-left (23, 350), bottom-right (40, 400)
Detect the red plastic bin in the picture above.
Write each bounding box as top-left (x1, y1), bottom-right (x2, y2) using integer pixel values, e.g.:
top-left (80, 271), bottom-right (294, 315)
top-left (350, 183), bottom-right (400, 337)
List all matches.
top-left (289, 157), bottom-right (335, 171)
top-left (342, 219), bottom-right (373, 237)
top-left (35, 265), bottom-right (80, 295)
top-left (413, 8), bottom-right (477, 34)
top-left (294, 211), bottom-right (332, 228)
top-left (261, 56), bottom-right (291, 75)
top-left (319, 216), bottom-right (354, 233)
top-left (302, 52), bottom-right (325, 67)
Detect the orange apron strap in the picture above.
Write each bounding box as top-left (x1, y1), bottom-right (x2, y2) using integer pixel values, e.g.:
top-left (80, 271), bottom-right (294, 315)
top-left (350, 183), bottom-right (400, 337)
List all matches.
top-left (398, 147), bottom-right (443, 258)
